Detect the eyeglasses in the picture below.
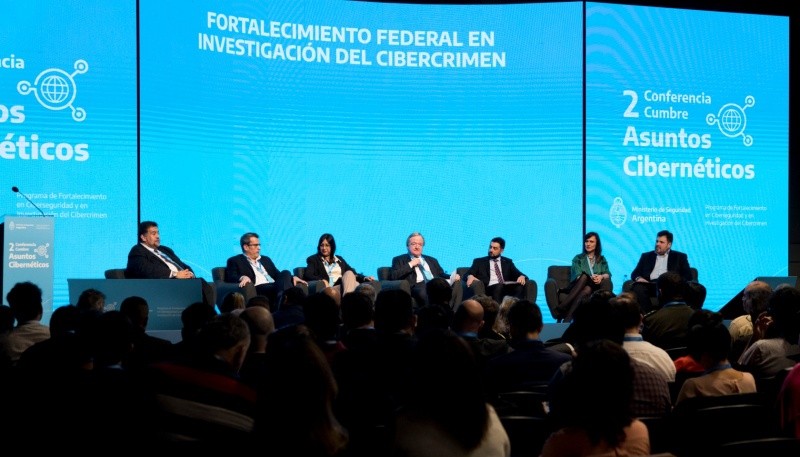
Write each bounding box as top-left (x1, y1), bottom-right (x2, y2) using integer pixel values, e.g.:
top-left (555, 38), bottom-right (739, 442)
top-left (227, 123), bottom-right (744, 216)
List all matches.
top-left (248, 243), bottom-right (261, 247)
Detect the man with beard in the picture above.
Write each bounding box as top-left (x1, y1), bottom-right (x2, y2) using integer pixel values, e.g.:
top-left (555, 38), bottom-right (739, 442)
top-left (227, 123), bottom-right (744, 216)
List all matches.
top-left (465, 237), bottom-right (536, 304)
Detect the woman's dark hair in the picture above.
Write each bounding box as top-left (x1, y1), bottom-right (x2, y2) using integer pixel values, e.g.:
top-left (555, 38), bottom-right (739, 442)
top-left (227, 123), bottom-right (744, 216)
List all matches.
top-left (317, 233), bottom-right (337, 258)
top-left (686, 309), bottom-right (730, 363)
top-left (583, 231), bottom-right (603, 258)
top-left (549, 339), bottom-right (634, 448)
top-left (404, 329), bottom-right (489, 451)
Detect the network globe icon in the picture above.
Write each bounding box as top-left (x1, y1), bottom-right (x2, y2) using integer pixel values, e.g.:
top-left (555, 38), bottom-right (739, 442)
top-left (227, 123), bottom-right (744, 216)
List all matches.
top-left (707, 95), bottom-right (754, 146)
top-left (17, 59), bottom-right (88, 122)
top-left (40, 74), bottom-right (71, 104)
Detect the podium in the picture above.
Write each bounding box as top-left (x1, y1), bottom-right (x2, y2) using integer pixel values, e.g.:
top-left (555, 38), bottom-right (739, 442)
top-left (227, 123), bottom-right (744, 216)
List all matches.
top-left (2, 215), bottom-right (54, 310)
top-left (67, 278), bottom-right (202, 332)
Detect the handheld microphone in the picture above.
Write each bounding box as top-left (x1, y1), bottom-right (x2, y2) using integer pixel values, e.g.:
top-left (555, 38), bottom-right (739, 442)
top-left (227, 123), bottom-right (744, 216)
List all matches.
top-left (11, 186), bottom-right (47, 217)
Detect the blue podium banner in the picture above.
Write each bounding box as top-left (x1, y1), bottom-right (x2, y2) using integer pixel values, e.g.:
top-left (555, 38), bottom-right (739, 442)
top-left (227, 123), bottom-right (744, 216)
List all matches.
top-left (67, 278), bottom-right (203, 331)
top-left (3, 215), bottom-right (54, 318)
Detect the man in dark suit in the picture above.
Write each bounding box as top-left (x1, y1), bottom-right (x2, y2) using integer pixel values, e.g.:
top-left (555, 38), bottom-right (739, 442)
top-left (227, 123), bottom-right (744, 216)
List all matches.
top-left (125, 221), bottom-right (215, 306)
top-left (630, 230), bottom-right (693, 313)
top-left (465, 237), bottom-right (536, 304)
top-left (390, 232), bottom-right (462, 308)
top-left (224, 232), bottom-right (306, 310)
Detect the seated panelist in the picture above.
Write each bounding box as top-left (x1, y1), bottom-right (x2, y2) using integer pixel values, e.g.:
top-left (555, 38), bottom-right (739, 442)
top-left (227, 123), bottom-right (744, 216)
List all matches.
top-left (303, 233), bottom-right (375, 297)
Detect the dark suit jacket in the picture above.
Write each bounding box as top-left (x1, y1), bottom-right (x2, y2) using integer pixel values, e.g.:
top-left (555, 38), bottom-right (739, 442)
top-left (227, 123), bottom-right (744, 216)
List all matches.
top-left (390, 254), bottom-right (448, 287)
top-left (466, 256), bottom-right (526, 286)
top-left (126, 244), bottom-right (192, 279)
top-left (304, 254), bottom-right (366, 283)
top-left (224, 254), bottom-right (282, 283)
top-left (630, 250), bottom-right (692, 282)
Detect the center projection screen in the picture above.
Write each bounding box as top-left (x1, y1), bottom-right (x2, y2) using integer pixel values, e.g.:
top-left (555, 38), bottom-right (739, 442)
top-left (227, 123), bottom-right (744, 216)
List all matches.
top-left (139, 0), bottom-right (586, 319)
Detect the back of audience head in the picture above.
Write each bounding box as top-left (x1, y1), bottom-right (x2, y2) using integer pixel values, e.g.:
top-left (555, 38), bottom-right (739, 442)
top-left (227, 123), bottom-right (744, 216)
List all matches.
top-left (549, 339), bottom-right (634, 448)
top-left (322, 286), bottom-right (342, 307)
top-left (354, 282), bottom-right (377, 305)
top-left (180, 301), bottom-right (218, 343)
top-left (493, 295), bottom-right (518, 336)
top-left (374, 289), bottom-right (415, 334)
top-left (220, 291), bottom-right (246, 314)
top-left (303, 291), bottom-right (341, 342)
top-left (239, 306), bottom-right (275, 353)
top-left (415, 304), bottom-right (452, 336)
top-left (404, 328), bottom-right (488, 452)
top-left (86, 310), bottom-right (137, 368)
top-left (247, 295), bottom-right (271, 310)
top-left (119, 295), bottom-right (150, 331)
top-left (743, 280), bottom-right (772, 318)
top-left (255, 325), bottom-right (347, 454)
top-left (473, 294), bottom-right (500, 331)
top-left (568, 289), bottom-right (623, 347)
top-left (6, 281), bottom-right (43, 323)
top-left (76, 288), bottom-right (106, 314)
top-left (426, 277), bottom-right (452, 307)
top-left (506, 299), bottom-right (542, 340)
top-left (194, 313), bottom-right (250, 371)
top-left (281, 286), bottom-right (307, 309)
top-left (49, 304), bottom-right (82, 336)
top-left (610, 292), bottom-right (641, 331)
top-left (686, 309), bottom-right (730, 364)
top-left (452, 299), bottom-right (484, 334)
top-left (340, 291), bottom-right (374, 331)
top-left (657, 271), bottom-right (686, 303)
top-left (765, 286), bottom-right (800, 343)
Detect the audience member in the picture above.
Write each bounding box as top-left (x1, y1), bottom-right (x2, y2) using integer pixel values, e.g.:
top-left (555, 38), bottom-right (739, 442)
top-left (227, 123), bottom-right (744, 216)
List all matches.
top-left (390, 232), bottom-right (463, 308)
top-left (641, 271), bottom-right (695, 350)
top-left (612, 292), bottom-right (675, 381)
top-left (557, 232), bottom-right (612, 322)
top-left (353, 282), bottom-right (377, 305)
top-left (630, 230), bottom-right (693, 313)
top-left (125, 220), bottom-right (214, 306)
top-left (171, 301), bottom-right (217, 363)
top-left (543, 339), bottom-right (650, 457)
top-left (246, 294), bottom-right (271, 310)
top-left (304, 233), bottom-right (376, 296)
top-left (225, 231), bottom-right (306, 311)
top-left (253, 325), bottom-right (348, 456)
top-left (144, 313), bottom-right (256, 444)
top-left (485, 300), bottom-right (571, 393)
top-left (238, 305), bottom-right (275, 387)
top-left (119, 295), bottom-right (173, 371)
top-left (451, 299), bottom-right (510, 373)
top-left (219, 291), bottom-right (246, 314)
top-left (271, 285), bottom-right (307, 330)
top-left (738, 286), bottom-right (800, 378)
top-left (0, 281), bottom-right (50, 366)
top-left (473, 294), bottom-right (505, 341)
top-left (550, 289), bottom-right (672, 417)
top-left (674, 309), bottom-right (756, 406)
top-left (492, 295), bottom-right (518, 340)
top-left (303, 291), bottom-right (345, 363)
top-left (729, 280), bottom-right (773, 362)
top-left (392, 329), bottom-right (511, 457)
top-left (778, 353), bottom-right (800, 438)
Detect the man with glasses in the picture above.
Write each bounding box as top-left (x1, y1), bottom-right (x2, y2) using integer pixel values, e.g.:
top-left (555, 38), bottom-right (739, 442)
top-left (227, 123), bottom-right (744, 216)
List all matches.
top-left (126, 220), bottom-right (215, 306)
top-left (225, 232), bottom-right (306, 310)
top-left (390, 232), bottom-right (462, 309)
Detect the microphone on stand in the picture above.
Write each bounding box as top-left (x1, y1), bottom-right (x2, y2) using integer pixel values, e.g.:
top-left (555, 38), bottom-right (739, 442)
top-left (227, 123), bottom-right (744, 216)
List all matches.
top-left (11, 186), bottom-right (47, 217)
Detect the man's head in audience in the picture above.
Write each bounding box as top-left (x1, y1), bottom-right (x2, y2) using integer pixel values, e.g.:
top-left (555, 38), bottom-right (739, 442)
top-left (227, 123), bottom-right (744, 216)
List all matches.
top-left (341, 292), bottom-right (374, 331)
top-left (76, 288), bottom-right (106, 314)
top-left (6, 281), bottom-right (43, 324)
top-left (743, 280), bottom-right (772, 319)
top-left (374, 289), bottom-right (416, 335)
top-left (506, 300), bottom-right (543, 341)
top-left (452, 299), bottom-right (484, 335)
top-left (657, 271), bottom-right (686, 305)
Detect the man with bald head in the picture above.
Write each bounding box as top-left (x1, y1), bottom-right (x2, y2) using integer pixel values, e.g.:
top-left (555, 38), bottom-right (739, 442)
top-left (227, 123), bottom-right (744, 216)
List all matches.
top-left (238, 305), bottom-right (275, 387)
top-left (729, 280), bottom-right (773, 362)
top-left (452, 299), bottom-right (509, 372)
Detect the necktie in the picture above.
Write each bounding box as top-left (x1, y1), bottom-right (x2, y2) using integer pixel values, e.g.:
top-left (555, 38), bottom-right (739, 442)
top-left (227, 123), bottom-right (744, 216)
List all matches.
top-left (419, 258), bottom-right (433, 281)
top-left (155, 250), bottom-right (183, 271)
top-left (494, 258), bottom-right (504, 283)
top-left (252, 259), bottom-right (274, 283)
